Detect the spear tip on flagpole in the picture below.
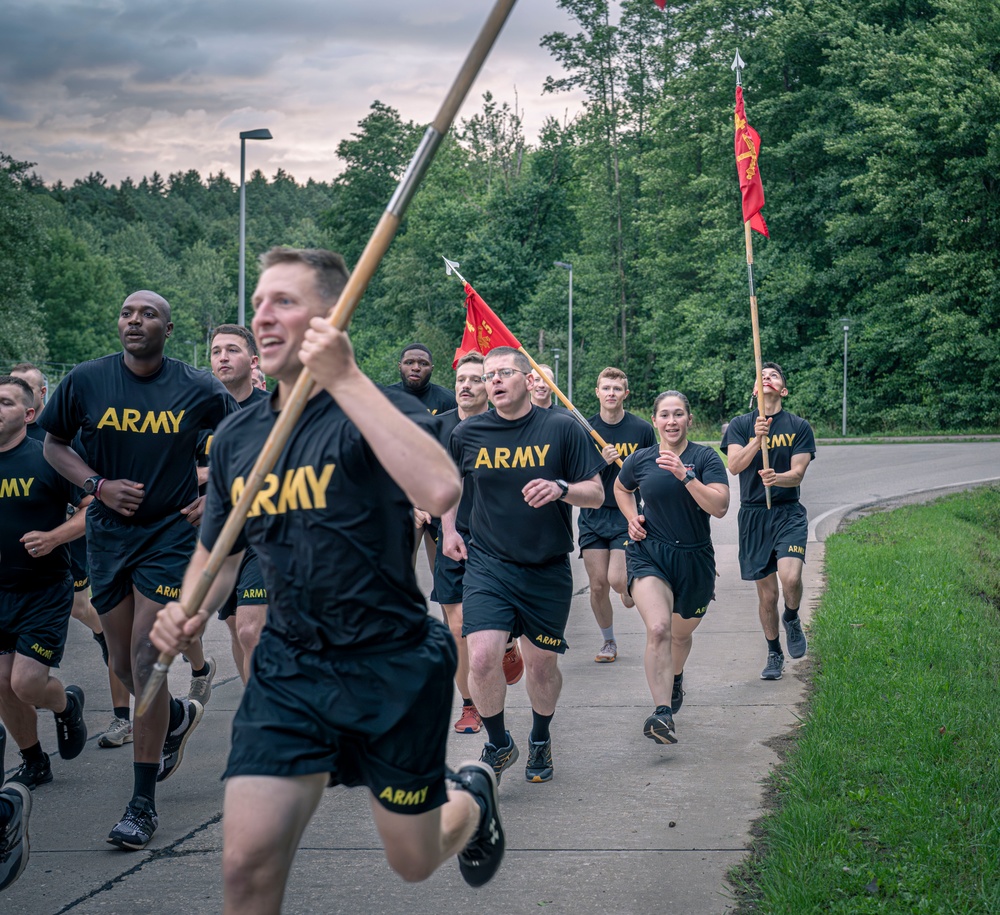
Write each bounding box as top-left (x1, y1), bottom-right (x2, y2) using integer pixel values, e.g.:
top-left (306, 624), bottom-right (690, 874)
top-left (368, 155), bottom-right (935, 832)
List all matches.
top-left (442, 255), bottom-right (460, 275)
top-left (731, 49), bottom-right (745, 72)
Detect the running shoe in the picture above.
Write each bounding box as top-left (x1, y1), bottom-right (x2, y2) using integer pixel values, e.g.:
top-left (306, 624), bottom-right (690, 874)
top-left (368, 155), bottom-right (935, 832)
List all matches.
top-left (451, 761), bottom-right (505, 887)
top-left (106, 798), bottom-right (158, 850)
top-left (454, 704), bottom-right (482, 734)
top-left (7, 754), bottom-right (52, 790)
top-left (54, 685), bottom-right (87, 760)
top-left (671, 672), bottom-right (685, 713)
top-left (525, 737), bottom-right (553, 783)
top-left (157, 698), bottom-right (204, 782)
top-left (0, 782), bottom-right (31, 890)
top-left (98, 717), bottom-right (134, 749)
top-left (502, 641), bottom-right (523, 685)
top-left (782, 616), bottom-right (808, 659)
top-left (479, 733), bottom-right (519, 785)
top-left (643, 708), bottom-right (677, 744)
top-left (595, 639), bottom-right (618, 663)
top-left (760, 650), bottom-right (785, 680)
top-left (188, 656), bottom-right (217, 706)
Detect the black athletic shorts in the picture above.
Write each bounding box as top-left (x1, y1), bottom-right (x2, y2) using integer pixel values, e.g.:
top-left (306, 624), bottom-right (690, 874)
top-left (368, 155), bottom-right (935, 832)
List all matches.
top-left (578, 506), bottom-right (629, 554)
top-left (0, 575), bottom-right (74, 667)
top-left (737, 501), bottom-right (808, 581)
top-left (625, 538), bottom-right (716, 620)
top-left (218, 549), bottom-right (268, 621)
top-left (225, 617), bottom-right (456, 816)
top-left (69, 537), bottom-right (89, 593)
top-left (430, 531), bottom-right (468, 605)
top-left (461, 545), bottom-right (573, 653)
top-left (86, 505), bottom-right (197, 614)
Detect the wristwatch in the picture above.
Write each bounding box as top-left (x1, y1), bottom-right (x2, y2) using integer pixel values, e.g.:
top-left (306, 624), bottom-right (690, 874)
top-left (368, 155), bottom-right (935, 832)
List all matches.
top-left (83, 475), bottom-right (104, 495)
top-left (682, 468), bottom-right (697, 485)
top-left (554, 479), bottom-right (570, 500)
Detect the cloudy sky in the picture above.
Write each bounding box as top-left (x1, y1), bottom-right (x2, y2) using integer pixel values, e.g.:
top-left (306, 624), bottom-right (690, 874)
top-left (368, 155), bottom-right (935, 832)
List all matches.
top-left (0, 1), bottom-right (592, 187)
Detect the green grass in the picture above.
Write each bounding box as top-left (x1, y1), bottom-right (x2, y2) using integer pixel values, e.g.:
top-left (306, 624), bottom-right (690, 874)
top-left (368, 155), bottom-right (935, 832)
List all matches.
top-left (730, 486), bottom-right (1000, 914)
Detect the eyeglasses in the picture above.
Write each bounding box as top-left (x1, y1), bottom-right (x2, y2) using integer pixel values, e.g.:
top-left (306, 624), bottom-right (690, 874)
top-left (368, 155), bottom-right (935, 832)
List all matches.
top-left (481, 368), bottom-right (527, 382)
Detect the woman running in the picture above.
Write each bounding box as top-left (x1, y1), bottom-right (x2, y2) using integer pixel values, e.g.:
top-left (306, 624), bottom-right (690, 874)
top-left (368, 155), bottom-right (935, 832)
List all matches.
top-left (614, 391), bottom-right (730, 744)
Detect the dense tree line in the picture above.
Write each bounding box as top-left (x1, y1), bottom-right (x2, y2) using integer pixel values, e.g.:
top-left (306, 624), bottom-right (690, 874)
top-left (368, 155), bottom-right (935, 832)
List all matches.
top-left (1, 0), bottom-right (997, 432)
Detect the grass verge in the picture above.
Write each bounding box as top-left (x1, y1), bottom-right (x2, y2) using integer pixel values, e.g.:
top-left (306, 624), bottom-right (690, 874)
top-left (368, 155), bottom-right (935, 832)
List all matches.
top-left (729, 486), bottom-right (1000, 914)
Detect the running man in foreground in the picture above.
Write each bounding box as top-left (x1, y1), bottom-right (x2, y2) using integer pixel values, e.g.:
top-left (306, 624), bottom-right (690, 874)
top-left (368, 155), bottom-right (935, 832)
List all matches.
top-left (151, 247), bottom-right (505, 913)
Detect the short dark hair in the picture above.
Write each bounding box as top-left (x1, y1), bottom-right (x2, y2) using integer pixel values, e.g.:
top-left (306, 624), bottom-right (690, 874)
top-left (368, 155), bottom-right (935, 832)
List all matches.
top-left (484, 347), bottom-right (530, 372)
top-left (653, 390), bottom-right (691, 415)
top-left (399, 343), bottom-right (432, 363)
top-left (456, 351), bottom-right (484, 369)
top-left (0, 375), bottom-right (35, 407)
top-left (212, 324), bottom-right (258, 357)
top-left (259, 247), bottom-right (351, 304)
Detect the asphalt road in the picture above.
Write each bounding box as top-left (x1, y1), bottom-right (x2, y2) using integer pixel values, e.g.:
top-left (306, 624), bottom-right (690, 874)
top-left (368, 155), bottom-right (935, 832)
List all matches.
top-left (5, 441), bottom-right (1000, 915)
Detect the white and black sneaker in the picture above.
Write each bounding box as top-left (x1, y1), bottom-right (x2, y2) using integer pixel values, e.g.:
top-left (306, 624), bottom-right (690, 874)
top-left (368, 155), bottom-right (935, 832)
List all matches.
top-left (106, 798), bottom-right (158, 850)
top-left (0, 781), bottom-right (32, 890)
top-left (451, 761), bottom-right (505, 887)
top-left (157, 698), bottom-right (204, 783)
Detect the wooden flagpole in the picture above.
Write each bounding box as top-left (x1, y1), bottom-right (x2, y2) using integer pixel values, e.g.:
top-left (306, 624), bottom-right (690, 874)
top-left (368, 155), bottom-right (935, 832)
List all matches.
top-left (138, 0), bottom-right (521, 715)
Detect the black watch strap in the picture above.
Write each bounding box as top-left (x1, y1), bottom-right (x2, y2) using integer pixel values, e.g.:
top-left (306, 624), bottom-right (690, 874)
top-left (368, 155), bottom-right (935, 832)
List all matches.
top-left (555, 479), bottom-right (570, 499)
top-left (683, 468), bottom-right (697, 485)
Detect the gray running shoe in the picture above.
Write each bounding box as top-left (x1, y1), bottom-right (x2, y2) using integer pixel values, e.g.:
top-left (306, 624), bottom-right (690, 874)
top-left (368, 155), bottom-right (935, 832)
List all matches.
top-left (643, 709), bottom-right (677, 744)
top-left (98, 717), bottom-right (134, 748)
top-left (479, 733), bottom-right (519, 785)
top-left (187, 656), bottom-right (217, 706)
top-left (761, 651), bottom-right (785, 680)
top-left (0, 781), bottom-right (31, 890)
top-left (595, 639), bottom-right (617, 663)
top-left (107, 798), bottom-right (158, 850)
top-left (525, 738), bottom-right (553, 782)
top-left (783, 616), bottom-right (807, 659)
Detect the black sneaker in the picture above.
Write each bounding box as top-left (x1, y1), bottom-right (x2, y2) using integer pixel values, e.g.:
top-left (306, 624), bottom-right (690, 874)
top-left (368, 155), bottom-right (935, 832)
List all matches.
top-left (451, 762), bottom-right (505, 887)
top-left (760, 650), bottom-right (785, 680)
top-left (106, 798), bottom-right (158, 850)
top-left (479, 733), bottom-right (519, 785)
top-left (54, 685), bottom-right (87, 760)
top-left (7, 753), bottom-right (53, 790)
top-left (157, 698), bottom-right (204, 782)
top-left (0, 781), bottom-right (32, 891)
top-left (671, 673), bottom-right (685, 713)
top-left (525, 737), bottom-right (553, 783)
top-left (782, 616), bottom-right (807, 659)
top-left (643, 708), bottom-right (677, 744)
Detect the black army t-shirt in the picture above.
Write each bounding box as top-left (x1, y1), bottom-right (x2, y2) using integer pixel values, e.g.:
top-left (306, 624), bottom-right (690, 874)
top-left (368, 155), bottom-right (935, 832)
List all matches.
top-left (0, 437), bottom-right (78, 587)
top-left (201, 388), bottom-right (439, 652)
top-left (618, 443), bottom-right (728, 547)
top-left (721, 409), bottom-right (816, 506)
top-left (437, 407), bottom-right (476, 534)
top-left (40, 354), bottom-right (237, 524)
top-left (386, 380), bottom-right (455, 416)
top-left (450, 405), bottom-right (605, 565)
top-left (583, 411), bottom-right (656, 511)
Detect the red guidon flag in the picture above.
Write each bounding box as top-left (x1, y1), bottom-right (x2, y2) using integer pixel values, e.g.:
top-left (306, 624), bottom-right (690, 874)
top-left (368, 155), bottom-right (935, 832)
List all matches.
top-left (734, 85), bottom-right (769, 237)
top-left (452, 283), bottom-right (522, 368)
top-left (653, 0), bottom-right (666, 8)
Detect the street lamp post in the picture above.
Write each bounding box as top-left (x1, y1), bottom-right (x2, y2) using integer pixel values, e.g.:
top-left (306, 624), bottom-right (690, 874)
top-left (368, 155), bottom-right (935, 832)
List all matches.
top-left (238, 128), bottom-right (273, 327)
top-left (554, 261), bottom-right (573, 402)
top-left (842, 322), bottom-right (850, 437)
top-left (552, 349), bottom-right (560, 388)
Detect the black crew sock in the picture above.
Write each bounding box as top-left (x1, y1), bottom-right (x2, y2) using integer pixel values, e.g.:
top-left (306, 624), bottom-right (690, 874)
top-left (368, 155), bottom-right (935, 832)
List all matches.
top-left (782, 604), bottom-right (799, 622)
top-left (55, 691), bottom-right (76, 720)
top-left (168, 696), bottom-right (185, 732)
top-left (133, 762), bottom-right (159, 807)
top-left (21, 741), bottom-right (45, 765)
top-left (673, 672), bottom-right (683, 685)
top-left (190, 662), bottom-right (210, 678)
top-left (655, 705), bottom-right (673, 716)
top-left (462, 698), bottom-right (474, 708)
top-left (114, 706), bottom-right (130, 722)
top-left (530, 710), bottom-right (554, 744)
top-left (481, 712), bottom-right (508, 749)
top-left (766, 636), bottom-right (783, 654)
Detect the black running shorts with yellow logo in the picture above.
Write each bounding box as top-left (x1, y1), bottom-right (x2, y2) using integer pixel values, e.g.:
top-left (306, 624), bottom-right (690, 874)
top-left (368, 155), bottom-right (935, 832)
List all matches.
top-left (737, 501), bottom-right (808, 581)
top-left (217, 547), bottom-right (268, 621)
top-left (461, 545), bottom-right (573, 653)
top-left (0, 575), bottom-right (74, 666)
top-left (625, 538), bottom-right (716, 620)
top-left (578, 504), bottom-right (629, 553)
top-left (224, 617), bottom-right (457, 816)
top-left (431, 530), bottom-right (468, 606)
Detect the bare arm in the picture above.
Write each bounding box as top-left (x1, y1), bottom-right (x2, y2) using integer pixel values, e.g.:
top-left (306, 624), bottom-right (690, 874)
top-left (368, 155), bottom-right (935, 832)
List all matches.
top-left (20, 499), bottom-right (90, 557)
top-left (613, 477), bottom-right (646, 541)
top-left (300, 319), bottom-right (460, 517)
top-left (522, 474), bottom-right (603, 510)
top-left (725, 414), bottom-right (771, 475)
top-left (440, 505), bottom-right (467, 561)
top-left (758, 452), bottom-right (811, 490)
top-left (43, 433), bottom-right (94, 487)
